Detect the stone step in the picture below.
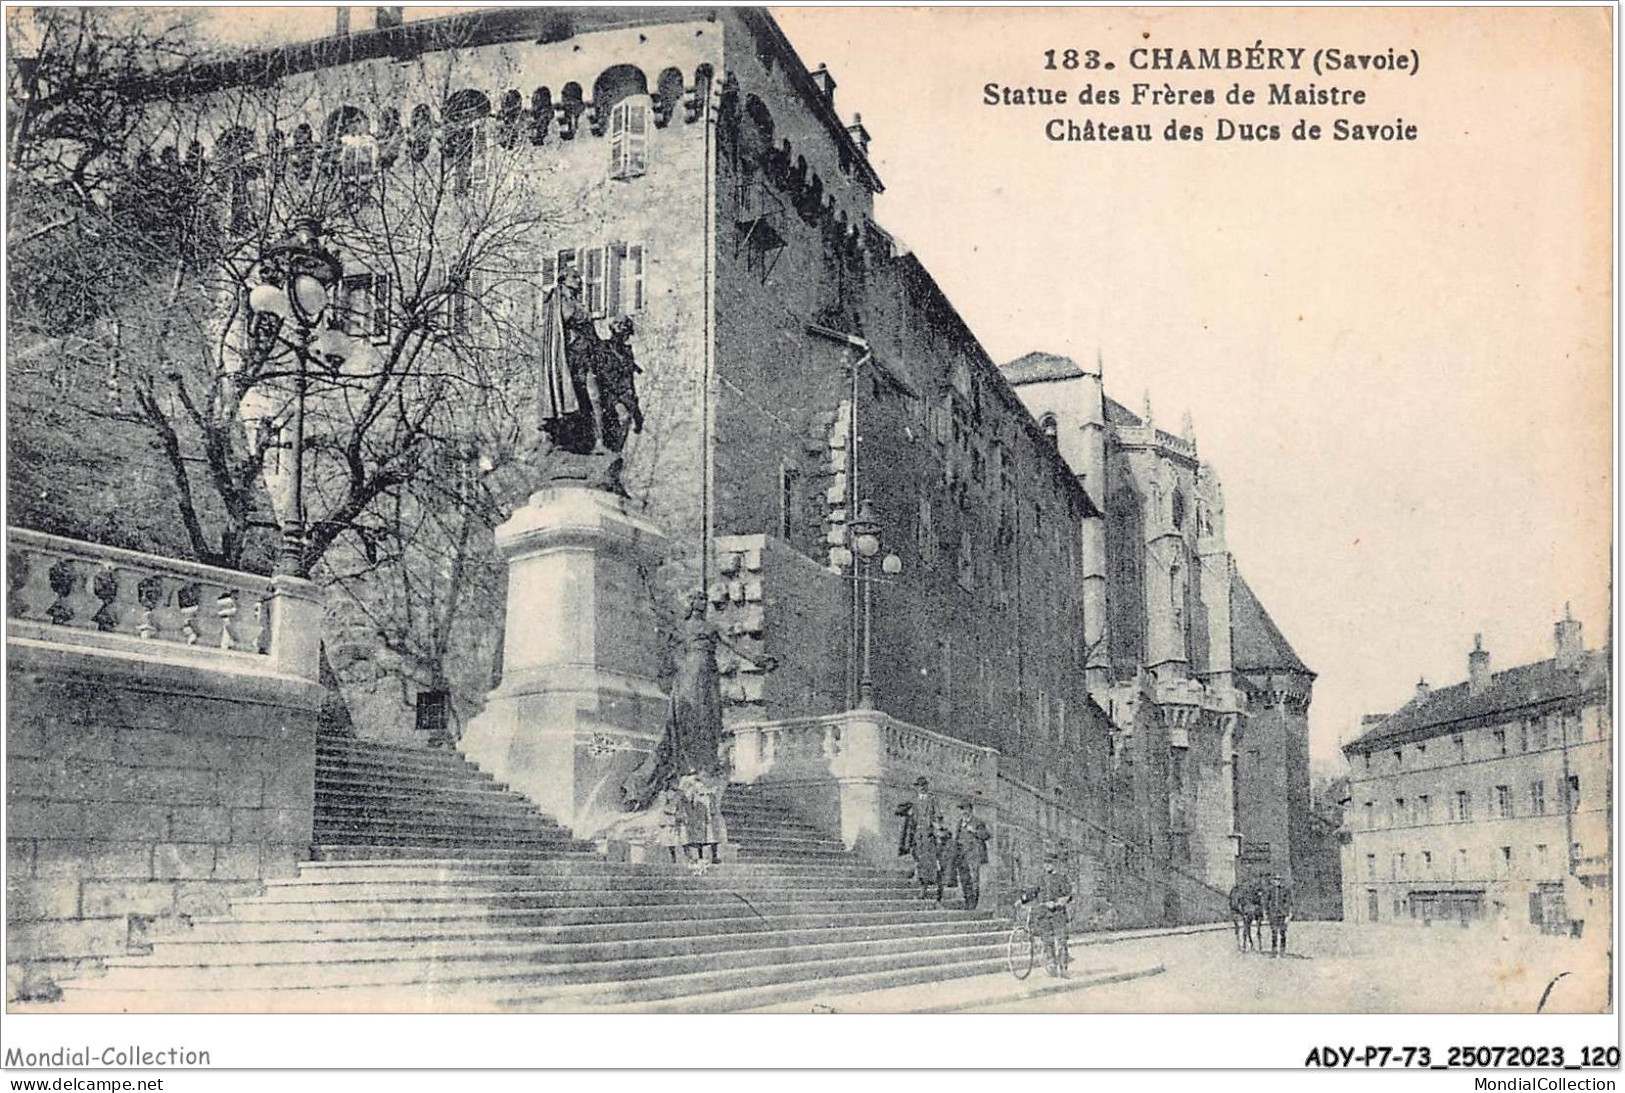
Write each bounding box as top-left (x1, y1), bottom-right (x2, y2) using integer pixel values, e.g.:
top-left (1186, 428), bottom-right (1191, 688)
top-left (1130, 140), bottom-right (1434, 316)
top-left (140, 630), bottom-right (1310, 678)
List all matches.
top-left (291, 859), bottom-right (907, 883)
top-left (222, 894), bottom-right (971, 924)
top-left (131, 916), bottom-right (1001, 970)
top-left (314, 765), bottom-right (503, 792)
top-left (178, 905), bottom-right (993, 946)
top-left (256, 874), bottom-right (917, 900)
top-left (311, 822), bottom-right (577, 844)
top-left (87, 925), bottom-right (1009, 994)
top-left (314, 784), bottom-right (532, 810)
top-left (241, 883), bottom-right (930, 910)
top-left (499, 934), bottom-right (1010, 1010)
top-left (309, 845), bottom-right (598, 861)
top-left (314, 802), bottom-right (574, 831)
top-left (316, 749), bottom-right (497, 773)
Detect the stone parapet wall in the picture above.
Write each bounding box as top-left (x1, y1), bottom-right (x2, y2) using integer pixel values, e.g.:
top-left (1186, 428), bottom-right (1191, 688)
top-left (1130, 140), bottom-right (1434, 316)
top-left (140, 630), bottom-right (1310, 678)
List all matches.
top-left (5, 530), bottom-right (323, 1001)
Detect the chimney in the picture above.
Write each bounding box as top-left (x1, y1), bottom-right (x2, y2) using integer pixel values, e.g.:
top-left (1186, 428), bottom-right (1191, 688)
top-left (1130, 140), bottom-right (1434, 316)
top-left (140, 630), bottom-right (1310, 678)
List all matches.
top-left (809, 63), bottom-right (837, 107)
top-left (1414, 677), bottom-right (1431, 701)
top-left (846, 112), bottom-right (871, 156)
top-left (1467, 634), bottom-right (1491, 695)
top-left (334, 7), bottom-right (352, 36)
top-left (1554, 602), bottom-right (1584, 670)
top-left (376, 7), bottom-right (404, 29)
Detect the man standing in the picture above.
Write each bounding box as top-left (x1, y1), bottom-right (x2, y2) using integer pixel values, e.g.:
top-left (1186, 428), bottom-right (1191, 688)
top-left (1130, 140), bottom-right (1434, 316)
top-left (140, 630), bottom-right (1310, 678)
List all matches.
top-left (1033, 851), bottom-right (1074, 978)
top-left (1228, 881), bottom-right (1250, 951)
top-left (894, 776), bottom-right (939, 872)
top-left (1264, 873), bottom-right (1294, 956)
top-left (949, 801), bottom-right (992, 910)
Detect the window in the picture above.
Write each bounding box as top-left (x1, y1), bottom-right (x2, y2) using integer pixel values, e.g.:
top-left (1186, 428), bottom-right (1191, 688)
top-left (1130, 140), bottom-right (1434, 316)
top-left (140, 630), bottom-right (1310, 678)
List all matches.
top-left (1493, 785), bottom-right (1512, 819)
top-left (609, 98), bottom-right (650, 179)
top-left (1396, 852), bottom-right (1407, 878)
top-left (1530, 780), bottom-right (1546, 815)
top-left (1422, 850), bottom-right (1433, 876)
top-left (1416, 742), bottom-right (1427, 763)
top-left (337, 273), bottom-right (391, 339)
top-left (1452, 734), bottom-right (1466, 761)
top-left (1493, 729), bottom-right (1506, 756)
top-left (1393, 749), bottom-right (1403, 770)
top-left (1517, 722), bottom-right (1528, 752)
top-left (778, 463), bottom-right (799, 541)
top-left (1363, 754), bottom-right (1371, 772)
top-left (1453, 790), bottom-right (1472, 822)
top-left (1364, 801), bottom-right (1375, 829)
top-left (1418, 794), bottom-right (1431, 823)
top-left (339, 133), bottom-right (377, 185)
top-left (583, 247), bottom-right (607, 317)
top-left (1567, 775), bottom-right (1580, 811)
top-left (1499, 846), bottom-right (1513, 875)
top-left (1530, 718), bottom-right (1548, 750)
top-left (1394, 798), bottom-right (1406, 827)
top-left (1455, 848), bottom-right (1469, 878)
top-left (610, 242), bottom-right (646, 315)
top-left (1365, 854), bottom-right (1376, 880)
top-left (1535, 844), bottom-right (1550, 871)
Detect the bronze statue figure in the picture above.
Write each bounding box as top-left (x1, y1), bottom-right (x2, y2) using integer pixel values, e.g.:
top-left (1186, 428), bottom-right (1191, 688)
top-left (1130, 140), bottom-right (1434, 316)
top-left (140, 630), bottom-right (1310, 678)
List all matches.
top-left (621, 589), bottom-right (726, 812)
top-left (535, 266), bottom-right (646, 458)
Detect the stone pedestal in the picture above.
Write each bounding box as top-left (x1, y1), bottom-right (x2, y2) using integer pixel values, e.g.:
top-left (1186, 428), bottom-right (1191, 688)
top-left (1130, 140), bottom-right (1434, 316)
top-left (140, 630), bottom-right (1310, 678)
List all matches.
top-left (460, 485), bottom-right (668, 837)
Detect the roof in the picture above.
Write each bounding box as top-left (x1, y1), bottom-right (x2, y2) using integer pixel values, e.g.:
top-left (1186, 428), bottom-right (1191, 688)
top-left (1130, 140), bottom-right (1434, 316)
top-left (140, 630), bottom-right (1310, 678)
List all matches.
top-left (1346, 648), bottom-right (1610, 753)
top-left (1000, 351), bottom-right (1086, 386)
top-left (1104, 397), bottom-right (1143, 426)
top-left (1231, 570), bottom-right (1313, 676)
top-left (137, 8), bottom-right (883, 193)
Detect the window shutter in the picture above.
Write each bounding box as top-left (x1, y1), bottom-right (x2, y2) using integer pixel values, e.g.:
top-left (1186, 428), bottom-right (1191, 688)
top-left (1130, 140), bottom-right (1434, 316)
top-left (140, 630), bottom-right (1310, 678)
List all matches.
top-left (607, 243), bottom-right (624, 316)
top-left (609, 101), bottom-right (627, 178)
top-left (584, 246), bottom-right (606, 317)
top-left (627, 102), bottom-right (648, 175)
top-left (469, 119), bottom-right (489, 187)
top-left (627, 243), bottom-right (645, 310)
top-left (372, 274), bottom-right (391, 338)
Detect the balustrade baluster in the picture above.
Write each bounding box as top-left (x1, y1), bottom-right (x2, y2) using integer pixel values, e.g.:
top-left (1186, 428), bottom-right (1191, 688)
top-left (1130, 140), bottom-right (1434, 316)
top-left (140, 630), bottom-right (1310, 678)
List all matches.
top-left (215, 589), bottom-right (241, 650)
top-left (9, 547), bottom-right (58, 620)
top-left (102, 567), bottom-right (146, 638)
top-left (56, 558), bottom-right (104, 630)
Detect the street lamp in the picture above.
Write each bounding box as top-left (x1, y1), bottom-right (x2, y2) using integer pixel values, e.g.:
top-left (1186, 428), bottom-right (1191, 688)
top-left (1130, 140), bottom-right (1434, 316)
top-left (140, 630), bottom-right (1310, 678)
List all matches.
top-left (247, 216), bottom-right (342, 578)
top-left (848, 496), bottom-right (903, 710)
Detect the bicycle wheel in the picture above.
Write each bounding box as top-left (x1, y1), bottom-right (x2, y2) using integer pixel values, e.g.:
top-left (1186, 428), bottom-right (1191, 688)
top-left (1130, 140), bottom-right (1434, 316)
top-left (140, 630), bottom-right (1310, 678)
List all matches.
top-left (1007, 924), bottom-right (1035, 980)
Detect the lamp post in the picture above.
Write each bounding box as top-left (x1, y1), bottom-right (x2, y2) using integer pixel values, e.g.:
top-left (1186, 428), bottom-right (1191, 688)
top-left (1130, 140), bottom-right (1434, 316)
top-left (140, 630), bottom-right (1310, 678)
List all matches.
top-left (846, 496), bottom-right (903, 710)
top-left (247, 217), bottom-right (342, 578)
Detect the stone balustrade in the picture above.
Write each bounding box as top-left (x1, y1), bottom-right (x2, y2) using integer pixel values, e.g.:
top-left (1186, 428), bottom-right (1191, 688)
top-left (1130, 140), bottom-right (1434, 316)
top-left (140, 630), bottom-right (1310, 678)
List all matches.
top-left (6, 528), bottom-right (322, 682)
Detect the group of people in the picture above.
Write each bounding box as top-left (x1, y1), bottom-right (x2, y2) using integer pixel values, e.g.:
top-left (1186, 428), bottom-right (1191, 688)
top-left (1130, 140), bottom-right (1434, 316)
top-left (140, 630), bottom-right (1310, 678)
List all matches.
top-left (1228, 874), bottom-right (1294, 956)
top-left (654, 768), bottom-right (729, 867)
top-left (894, 777), bottom-right (992, 908)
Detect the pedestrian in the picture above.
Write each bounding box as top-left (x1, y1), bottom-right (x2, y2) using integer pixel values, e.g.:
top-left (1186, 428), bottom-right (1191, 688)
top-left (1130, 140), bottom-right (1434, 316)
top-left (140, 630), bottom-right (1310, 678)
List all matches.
top-left (654, 785), bottom-right (685, 865)
top-left (1031, 851), bottom-right (1074, 978)
top-left (1228, 881), bottom-right (1249, 951)
top-left (948, 801), bottom-right (992, 910)
top-left (915, 820), bottom-right (948, 902)
top-left (895, 777), bottom-right (940, 879)
top-left (1264, 873), bottom-right (1294, 956)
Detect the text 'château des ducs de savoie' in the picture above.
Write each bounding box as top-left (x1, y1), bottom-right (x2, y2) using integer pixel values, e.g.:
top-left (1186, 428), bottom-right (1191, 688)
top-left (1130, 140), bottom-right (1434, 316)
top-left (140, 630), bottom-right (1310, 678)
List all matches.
top-left (982, 43), bottom-right (1423, 144)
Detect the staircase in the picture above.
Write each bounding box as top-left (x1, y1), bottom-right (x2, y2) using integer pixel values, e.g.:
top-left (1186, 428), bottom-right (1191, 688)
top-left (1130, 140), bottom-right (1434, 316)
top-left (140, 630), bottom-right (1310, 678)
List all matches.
top-left (56, 738), bottom-right (1015, 1013)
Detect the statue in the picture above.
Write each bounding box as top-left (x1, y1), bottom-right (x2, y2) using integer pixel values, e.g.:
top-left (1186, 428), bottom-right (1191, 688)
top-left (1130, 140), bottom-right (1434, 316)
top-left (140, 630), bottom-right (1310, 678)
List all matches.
top-left (621, 589), bottom-right (726, 812)
top-left (597, 315), bottom-right (646, 454)
top-left (535, 267), bottom-right (646, 475)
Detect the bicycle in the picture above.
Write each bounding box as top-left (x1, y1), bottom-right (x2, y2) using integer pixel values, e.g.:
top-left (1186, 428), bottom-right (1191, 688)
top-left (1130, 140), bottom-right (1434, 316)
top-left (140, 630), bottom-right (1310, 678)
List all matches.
top-left (1007, 897), bottom-right (1038, 980)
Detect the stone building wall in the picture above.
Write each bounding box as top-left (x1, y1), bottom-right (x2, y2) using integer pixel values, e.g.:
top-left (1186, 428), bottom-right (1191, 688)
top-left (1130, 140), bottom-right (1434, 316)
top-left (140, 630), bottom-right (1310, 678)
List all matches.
top-left (6, 614), bottom-right (320, 1000)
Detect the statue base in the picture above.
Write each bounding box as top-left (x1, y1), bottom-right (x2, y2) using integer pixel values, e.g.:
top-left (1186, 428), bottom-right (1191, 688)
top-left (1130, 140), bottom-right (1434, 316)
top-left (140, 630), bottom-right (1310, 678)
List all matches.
top-left (460, 484), bottom-right (667, 837)
top-left (536, 448), bottom-right (628, 497)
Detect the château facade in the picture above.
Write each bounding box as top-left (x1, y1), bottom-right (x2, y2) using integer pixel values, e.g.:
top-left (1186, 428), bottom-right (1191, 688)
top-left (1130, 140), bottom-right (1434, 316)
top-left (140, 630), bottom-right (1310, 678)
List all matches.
top-left (30, 6), bottom-right (1325, 925)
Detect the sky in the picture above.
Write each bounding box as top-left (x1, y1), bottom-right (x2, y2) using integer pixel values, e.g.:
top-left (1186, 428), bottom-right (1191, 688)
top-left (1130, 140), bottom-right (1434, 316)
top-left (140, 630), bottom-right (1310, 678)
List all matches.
top-left (187, 6), bottom-right (1614, 775)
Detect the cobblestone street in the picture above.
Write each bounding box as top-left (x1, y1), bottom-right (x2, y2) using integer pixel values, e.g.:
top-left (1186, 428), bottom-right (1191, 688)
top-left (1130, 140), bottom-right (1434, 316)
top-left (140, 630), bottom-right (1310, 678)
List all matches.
top-left (960, 920), bottom-right (1612, 1013)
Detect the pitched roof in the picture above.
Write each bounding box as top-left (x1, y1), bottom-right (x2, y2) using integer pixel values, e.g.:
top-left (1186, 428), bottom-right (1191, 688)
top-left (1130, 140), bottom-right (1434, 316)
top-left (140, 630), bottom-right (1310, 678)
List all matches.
top-left (1230, 570), bottom-right (1313, 676)
top-left (1104, 397), bottom-right (1143, 426)
top-left (1346, 648), bottom-right (1610, 753)
top-left (999, 351), bottom-right (1085, 386)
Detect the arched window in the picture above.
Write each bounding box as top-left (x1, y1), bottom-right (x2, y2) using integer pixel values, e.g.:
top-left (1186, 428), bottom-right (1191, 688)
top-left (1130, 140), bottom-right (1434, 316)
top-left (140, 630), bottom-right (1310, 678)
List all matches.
top-left (442, 89), bottom-right (491, 192)
top-left (1039, 412), bottom-right (1058, 442)
top-left (1171, 487), bottom-right (1186, 530)
top-left (1170, 559), bottom-right (1189, 657)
